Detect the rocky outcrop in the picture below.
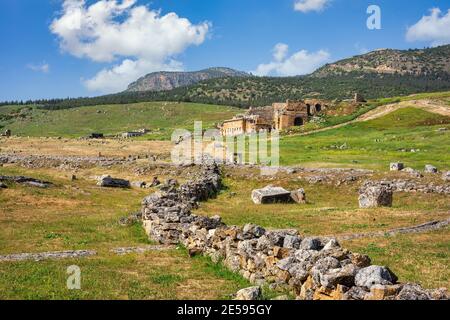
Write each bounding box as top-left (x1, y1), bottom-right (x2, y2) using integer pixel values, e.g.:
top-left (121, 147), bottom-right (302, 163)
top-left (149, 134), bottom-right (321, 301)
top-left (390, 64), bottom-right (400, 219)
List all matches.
top-left (141, 164), bottom-right (448, 300)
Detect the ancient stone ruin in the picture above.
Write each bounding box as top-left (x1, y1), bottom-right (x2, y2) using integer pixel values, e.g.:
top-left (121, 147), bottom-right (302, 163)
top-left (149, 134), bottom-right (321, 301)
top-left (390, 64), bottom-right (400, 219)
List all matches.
top-left (141, 164), bottom-right (447, 300)
top-left (358, 181), bottom-right (393, 208)
top-left (251, 185), bottom-right (306, 204)
top-left (220, 99), bottom-right (329, 136)
top-left (97, 175), bottom-right (130, 188)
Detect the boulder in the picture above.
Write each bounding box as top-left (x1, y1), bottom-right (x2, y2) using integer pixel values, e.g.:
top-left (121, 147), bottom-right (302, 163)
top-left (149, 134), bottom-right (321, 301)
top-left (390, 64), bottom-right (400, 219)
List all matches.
top-left (365, 284), bottom-right (401, 300)
top-left (395, 283), bottom-right (432, 300)
top-left (358, 182), bottom-right (393, 208)
top-left (390, 163), bottom-right (404, 171)
top-left (319, 264), bottom-right (358, 289)
top-left (355, 266), bottom-right (398, 289)
top-left (235, 286), bottom-right (262, 300)
top-left (242, 223), bottom-right (266, 238)
top-left (424, 165), bottom-right (438, 174)
top-left (290, 188), bottom-right (306, 204)
top-left (300, 237), bottom-right (323, 251)
top-left (251, 186), bottom-right (293, 204)
top-left (283, 235), bottom-right (302, 249)
top-left (97, 175), bottom-right (130, 188)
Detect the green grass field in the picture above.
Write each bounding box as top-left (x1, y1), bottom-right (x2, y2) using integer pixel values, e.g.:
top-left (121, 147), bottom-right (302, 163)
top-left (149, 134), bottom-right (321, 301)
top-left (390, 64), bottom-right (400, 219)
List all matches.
top-left (0, 102), bottom-right (240, 139)
top-left (279, 108), bottom-right (450, 170)
top-left (0, 166), bottom-right (256, 300)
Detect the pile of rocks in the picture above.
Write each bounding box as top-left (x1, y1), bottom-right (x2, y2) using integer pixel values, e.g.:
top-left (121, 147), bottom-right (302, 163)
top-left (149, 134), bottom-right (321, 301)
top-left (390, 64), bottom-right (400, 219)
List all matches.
top-left (0, 154), bottom-right (128, 170)
top-left (379, 179), bottom-right (449, 195)
top-left (141, 164), bottom-right (447, 300)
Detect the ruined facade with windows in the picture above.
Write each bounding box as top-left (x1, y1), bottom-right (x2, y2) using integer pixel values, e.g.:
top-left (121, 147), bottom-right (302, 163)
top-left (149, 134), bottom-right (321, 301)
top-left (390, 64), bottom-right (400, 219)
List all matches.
top-left (220, 99), bottom-right (328, 136)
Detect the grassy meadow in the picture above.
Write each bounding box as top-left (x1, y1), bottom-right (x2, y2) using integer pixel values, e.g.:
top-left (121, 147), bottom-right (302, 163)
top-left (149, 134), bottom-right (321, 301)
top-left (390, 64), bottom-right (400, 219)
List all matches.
top-left (0, 102), bottom-right (240, 139)
top-left (0, 165), bottom-right (254, 300)
top-left (279, 108), bottom-right (450, 170)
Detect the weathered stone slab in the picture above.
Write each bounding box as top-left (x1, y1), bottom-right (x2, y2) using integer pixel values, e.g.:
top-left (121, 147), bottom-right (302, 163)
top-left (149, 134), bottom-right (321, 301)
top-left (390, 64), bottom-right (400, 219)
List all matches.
top-left (97, 175), bottom-right (130, 188)
top-left (251, 186), bottom-right (293, 204)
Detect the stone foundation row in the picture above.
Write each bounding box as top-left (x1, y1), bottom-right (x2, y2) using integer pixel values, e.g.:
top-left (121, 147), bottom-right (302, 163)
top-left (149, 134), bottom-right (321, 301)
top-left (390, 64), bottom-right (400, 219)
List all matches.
top-left (141, 164), bottom-right (448, 300)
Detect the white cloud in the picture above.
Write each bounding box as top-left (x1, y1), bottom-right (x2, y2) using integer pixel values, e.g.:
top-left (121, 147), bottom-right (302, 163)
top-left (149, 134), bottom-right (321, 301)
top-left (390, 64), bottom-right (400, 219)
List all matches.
top-left (294, 0), bottom-right (331, 13)
top-left (273, 43), bottom-right (289, 62)
top-left (27, 62), bottom-right (50, 73)
top-left (406, 8), bottom-right (450, 46)
top-left (253, 43), bottom-right (331, 76)
top-left (50, 0), bottom-right (210, 93)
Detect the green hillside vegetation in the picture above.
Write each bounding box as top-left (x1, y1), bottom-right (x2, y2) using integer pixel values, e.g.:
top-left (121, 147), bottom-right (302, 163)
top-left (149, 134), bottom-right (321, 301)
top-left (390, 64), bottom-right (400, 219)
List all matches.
top-left (0, 102), bottom-right (239, 139)
top-left (279, 108), bottom-right (450, 170)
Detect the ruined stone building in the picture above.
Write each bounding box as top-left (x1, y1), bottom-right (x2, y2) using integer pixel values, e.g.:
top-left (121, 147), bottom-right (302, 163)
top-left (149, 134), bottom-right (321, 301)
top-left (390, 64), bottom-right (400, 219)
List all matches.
top-left (220, 99), bottom-right (328, 136)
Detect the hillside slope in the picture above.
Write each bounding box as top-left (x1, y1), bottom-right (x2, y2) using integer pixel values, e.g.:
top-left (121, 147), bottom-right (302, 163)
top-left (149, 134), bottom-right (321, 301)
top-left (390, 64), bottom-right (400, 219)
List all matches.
top-left (126, 67), bottom-right (249, 92)
top-left (312, 45), bottom-right (450, 77)
top-left (0, 102), bottom-right (239, 139)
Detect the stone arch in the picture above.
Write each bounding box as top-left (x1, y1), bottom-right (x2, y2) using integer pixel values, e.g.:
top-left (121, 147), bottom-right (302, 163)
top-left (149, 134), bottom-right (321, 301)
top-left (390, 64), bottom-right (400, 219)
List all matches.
top-left (306, 104), bottom-right (312, 116)
top-left (294, 117), bottom-right (304, 126)
top-left (315, 104), bottom-right (322, 112)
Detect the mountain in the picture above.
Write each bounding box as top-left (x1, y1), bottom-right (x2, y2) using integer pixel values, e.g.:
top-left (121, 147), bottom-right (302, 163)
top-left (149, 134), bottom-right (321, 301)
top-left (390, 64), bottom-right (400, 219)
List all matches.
top-left (312, 45), bottom-right (450, 77)
top-left (9, 45), bottom-right (450, 110)
top-left (126, 67), bottom-right (250, 92)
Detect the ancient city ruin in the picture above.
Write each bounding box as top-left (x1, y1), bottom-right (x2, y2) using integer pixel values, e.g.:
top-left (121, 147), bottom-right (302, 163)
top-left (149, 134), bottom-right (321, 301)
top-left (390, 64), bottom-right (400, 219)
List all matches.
top-left (220, 99), bottom-right (329, 136)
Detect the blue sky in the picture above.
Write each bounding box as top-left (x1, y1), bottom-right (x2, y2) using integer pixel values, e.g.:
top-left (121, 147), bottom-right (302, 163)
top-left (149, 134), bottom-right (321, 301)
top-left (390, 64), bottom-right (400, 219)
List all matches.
top-left (0, 0), bottom-right (449, 101)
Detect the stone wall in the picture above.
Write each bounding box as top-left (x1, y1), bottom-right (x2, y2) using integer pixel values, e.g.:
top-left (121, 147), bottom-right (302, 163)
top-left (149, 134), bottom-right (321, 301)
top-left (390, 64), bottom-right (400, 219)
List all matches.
top-left (141, 164), bottom-right (448, 300)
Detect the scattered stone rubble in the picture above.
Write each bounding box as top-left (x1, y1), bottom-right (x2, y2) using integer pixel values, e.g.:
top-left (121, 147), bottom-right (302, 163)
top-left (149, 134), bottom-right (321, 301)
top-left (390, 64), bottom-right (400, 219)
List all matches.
top-left (0, 250), bottom-right (97, 262)
top-left (141, 164), bottom-right (448, 300)
top-left (378, 179), bottom-right (449, 195)
top-left (0, 154), bottom-right (129, 170)
top-left (0, 175), bottom-right (53, 188)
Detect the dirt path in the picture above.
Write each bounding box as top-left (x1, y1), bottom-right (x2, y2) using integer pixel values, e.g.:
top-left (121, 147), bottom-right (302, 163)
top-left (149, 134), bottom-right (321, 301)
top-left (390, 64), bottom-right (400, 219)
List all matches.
top-left (291, 99), bottom-right (450, 137)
